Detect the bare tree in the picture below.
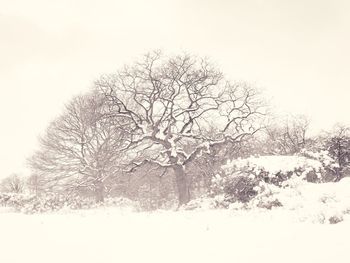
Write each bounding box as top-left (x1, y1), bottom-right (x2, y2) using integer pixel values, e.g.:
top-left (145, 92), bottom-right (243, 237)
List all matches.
top-left (264, 114), bottom-right (310, 155)
top-left (28, 92), bottom-right (127, 202)
top-left (26, 173), bottom-right (47, 196)
top-left (96, 51), bottom-right (265, 206)
top-left (0, 174), bottom-right (24, 193)
top-left (325, 124), bottom-right (350, 181)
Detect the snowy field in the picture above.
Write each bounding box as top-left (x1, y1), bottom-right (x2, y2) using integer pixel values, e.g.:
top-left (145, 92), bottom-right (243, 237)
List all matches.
top-left (1, 203), bottom-right (350, 263)
top-left (2, 157), bottom-right (350, 263)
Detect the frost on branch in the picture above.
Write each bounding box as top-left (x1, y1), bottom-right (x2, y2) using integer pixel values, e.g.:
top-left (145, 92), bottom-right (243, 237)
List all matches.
top-left (95, 51), bottom-right (265, 205)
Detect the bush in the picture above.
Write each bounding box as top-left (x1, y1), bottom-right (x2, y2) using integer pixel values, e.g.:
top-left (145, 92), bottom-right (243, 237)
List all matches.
top-left (256, 198), bottom-right (282, 210)
top-left (328, 215), bottom-right (343, 224)
top-left (223, 176), bottom-right (259, 203)
top-left (222, 155), bottom-right (327, 185)
top-left (209, 155), bottom-right (332, 209)
top-left (0, 193), bottom-right (140, 214)
top-left (181, 195), bottom-right (227, 210)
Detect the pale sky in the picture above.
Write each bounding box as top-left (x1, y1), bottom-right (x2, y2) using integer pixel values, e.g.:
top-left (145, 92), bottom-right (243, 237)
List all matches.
top-left (1, 0), bottom-right (350, 177)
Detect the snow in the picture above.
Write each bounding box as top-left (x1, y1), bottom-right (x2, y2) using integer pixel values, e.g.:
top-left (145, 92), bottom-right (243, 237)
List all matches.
top-left (302, 149), bottom-right (338, 167)
top-left (249, 176), bottom-right (350, 223)
top-left (1, 154), bottom-right (350, 263)
top-left (224, 155), bottom-right (324, 177)
top-left (1, 186), bottom-right (350, 263)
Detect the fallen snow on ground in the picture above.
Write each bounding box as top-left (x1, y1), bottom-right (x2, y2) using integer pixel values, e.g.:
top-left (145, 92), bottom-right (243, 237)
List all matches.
top-left (2, 172), bottom-right (350, 263)
top-left (269, 177), bottom-right (350, 223)
top-left (1, 202), bottom-right (350, 263)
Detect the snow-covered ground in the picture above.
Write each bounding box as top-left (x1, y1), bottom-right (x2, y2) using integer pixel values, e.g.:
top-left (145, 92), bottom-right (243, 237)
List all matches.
top-left (1, 202), bottom-right (350, 263)
top-left (2, 153), bottom-right (350, 263)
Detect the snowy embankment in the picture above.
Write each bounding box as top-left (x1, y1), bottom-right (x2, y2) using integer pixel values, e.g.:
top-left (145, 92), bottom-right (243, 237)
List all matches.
top-left (2, 178), bottom-right (350, 263)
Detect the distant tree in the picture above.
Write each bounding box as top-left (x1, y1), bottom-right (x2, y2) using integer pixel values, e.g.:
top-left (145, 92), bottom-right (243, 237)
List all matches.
top-left (96, 51), bottom-right (265, 206)
top-left (28, 92), bottom-right (127, 202)
top-left (0, 174), bottom-right (24, 193)
top-left (324, 125), bottom-right (350, 181)
top-left (263, 115), bottom-right (310, 155)
top-left (26, 174), bottom-right (46, 196)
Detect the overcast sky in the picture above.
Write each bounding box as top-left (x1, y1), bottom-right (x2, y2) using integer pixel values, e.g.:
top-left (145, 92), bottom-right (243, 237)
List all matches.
top-left (1, 0), bottom-right (350, 177)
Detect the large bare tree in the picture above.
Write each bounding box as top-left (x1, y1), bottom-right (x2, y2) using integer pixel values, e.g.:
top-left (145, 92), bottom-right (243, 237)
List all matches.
top-left (96, 51), bottom-right (265, 206)
top-left (28, 92), bottom-right (127, 202)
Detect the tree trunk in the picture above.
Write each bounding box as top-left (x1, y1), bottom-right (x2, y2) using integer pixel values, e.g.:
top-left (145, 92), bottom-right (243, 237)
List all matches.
top-left (173, 164), bottom-right (190, 207)
top-left (94, 180), bottom-right (105, 203)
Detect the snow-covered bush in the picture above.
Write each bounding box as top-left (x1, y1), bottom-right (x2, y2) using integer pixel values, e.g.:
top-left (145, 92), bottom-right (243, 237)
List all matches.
top-left (249, 176), bottom-right (350, 223)
top-left (247, 183), bottom-right (283, 210)
top-left (180, 195), bottom-right (224, 210)
top-left (102, 197), bottom-right (141, 211)
top-left (21, 194), bottom-right (68, 213)
top-left (0, 193), bottom-right (94, 213)
top-left (0, 193), bottom-right (141, 214)
top-left (223, 176), bottom-right (259, 203)
top-left (209, 155), bottom-right (334, 207)
top-left (181, 175), bottom-right (350, 223)
top-left (223, 155), bottom-right (325, 184)
top-left (301, 149), bottom-right (339, 182)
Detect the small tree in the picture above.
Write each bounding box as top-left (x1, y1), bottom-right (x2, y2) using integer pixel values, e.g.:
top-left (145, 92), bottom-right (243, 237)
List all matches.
top-left (96, 51), bottom-right (265, 206)
top-left (28, 92), bottom-right (127, 202)
top-left (26, 174), bottom-right (47, 196)
top-left (325, 125), bottom-right (350, 181)
top-left (0, 174), bottom-right (24, 193)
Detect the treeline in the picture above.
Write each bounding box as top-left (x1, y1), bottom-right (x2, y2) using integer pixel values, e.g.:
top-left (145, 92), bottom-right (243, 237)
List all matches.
top-left (1, 51), bottom-right (349, 210)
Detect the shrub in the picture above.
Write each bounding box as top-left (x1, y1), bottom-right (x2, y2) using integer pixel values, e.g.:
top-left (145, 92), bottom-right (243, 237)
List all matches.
top-left (328, 215), bottom-right (343, 224)
top-left (223, 155), bottom-right (326, 185)
top-left (223, 176), bottom-right (259, 203)
top-left (181, 195), bottom-right (227, 210)
top-left (0, 193), bottom-right (140, 214)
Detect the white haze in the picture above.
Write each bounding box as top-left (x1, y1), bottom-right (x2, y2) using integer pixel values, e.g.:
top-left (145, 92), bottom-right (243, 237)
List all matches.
top-left (1, 0), bottom-right (350, 177)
